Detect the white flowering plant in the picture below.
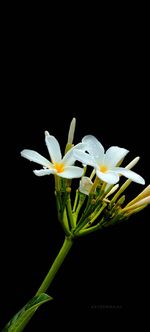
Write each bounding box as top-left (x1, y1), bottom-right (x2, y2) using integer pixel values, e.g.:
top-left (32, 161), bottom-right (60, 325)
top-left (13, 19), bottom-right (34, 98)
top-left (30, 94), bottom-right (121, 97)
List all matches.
top-left (3, 118), bottom-right (149, 331)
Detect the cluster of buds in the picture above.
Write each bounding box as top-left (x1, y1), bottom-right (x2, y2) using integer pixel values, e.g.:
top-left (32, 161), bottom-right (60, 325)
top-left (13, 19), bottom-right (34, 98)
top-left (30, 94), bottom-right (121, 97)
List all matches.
top-left (55, 169), bottom-right (150, 239)
top-left (21, 118), bottom-right (149, 239)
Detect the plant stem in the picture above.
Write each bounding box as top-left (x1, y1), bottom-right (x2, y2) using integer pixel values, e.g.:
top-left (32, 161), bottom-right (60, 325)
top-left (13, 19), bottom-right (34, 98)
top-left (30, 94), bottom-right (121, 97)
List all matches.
top-left (73, 190), bottom-right (79, 212)
top-left (36, 236), bottom-right (73, 296)
top-left (67, 195), bottom-right (76, 229)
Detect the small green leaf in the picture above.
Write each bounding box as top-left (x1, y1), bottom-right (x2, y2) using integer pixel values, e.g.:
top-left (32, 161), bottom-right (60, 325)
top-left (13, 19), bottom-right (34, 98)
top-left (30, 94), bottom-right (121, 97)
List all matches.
top-left (2, 293), bottom-right (53, 332)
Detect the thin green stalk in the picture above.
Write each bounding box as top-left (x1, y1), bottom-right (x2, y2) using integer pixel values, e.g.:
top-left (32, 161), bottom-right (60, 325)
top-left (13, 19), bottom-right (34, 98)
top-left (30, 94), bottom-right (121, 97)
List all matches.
top-left (36, 236), bottom-right (73, 295)
top-left (54, 175), bottom-right (61, 191)
top-left (67, 195), bottom-right (76, 229)
top-left (73, 190), bottom-right (79, 212)
top-left (90, 176), bottom-right (99, 194)
top-left (76, 223), bottom-right (102, 237)
top-left (110, 179), bottom-right (131, 206)
top-left (90, 169), bottom-right (96, 180)
top-left (74, 202), bottom-right (107, 234)
top-left (62, 208), bottom-right (71, 235)
top-left (74, 194), bottom-right (86, 219)
top-left (84, 202), bottom-right (107, 228)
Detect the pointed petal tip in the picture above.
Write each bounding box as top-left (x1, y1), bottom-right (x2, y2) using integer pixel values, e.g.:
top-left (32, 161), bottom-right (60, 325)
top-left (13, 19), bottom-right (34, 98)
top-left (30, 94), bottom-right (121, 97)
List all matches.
top-left (45, 130), bottom-right (50, 137)
top-left (20, 149), bottom-right (29, 157)
top-left (33, 169), bottom-right (54, 176)
top-left (140, 178), bottom-right (145, 185)
top-left (134, 173), bottom-right (145, 185)
top-left (116, 167), bottom-right (146, 185)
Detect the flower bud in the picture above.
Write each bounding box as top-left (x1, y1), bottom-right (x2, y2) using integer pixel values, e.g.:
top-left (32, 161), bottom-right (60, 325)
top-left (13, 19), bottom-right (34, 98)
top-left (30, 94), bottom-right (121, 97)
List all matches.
top-left (125, 156), bottom-right (140, 170)
top-left (67, 118), bottom-right (76, 145)
top-left (79, 176), bottom-right (93, 195)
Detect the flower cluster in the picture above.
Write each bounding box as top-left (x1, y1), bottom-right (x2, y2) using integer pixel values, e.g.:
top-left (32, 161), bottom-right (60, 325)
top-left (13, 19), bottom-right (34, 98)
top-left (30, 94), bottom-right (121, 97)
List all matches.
top-left (21, 118), bottom-right (149, 237)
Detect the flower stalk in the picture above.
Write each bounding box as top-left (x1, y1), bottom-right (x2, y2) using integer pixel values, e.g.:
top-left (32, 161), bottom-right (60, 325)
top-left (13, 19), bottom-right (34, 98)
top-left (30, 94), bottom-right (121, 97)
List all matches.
top-left (36, 236), bottom-right (73, 296)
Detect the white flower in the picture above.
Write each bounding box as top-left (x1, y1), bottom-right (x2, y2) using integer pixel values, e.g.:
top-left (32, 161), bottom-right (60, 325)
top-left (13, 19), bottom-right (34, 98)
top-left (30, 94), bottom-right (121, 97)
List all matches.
top-left (79, 176), bottom-right (93, 195)
top-left (73, 135), bottom-right (145, 185)
top-left (21, 132), bottom-right (85, 179)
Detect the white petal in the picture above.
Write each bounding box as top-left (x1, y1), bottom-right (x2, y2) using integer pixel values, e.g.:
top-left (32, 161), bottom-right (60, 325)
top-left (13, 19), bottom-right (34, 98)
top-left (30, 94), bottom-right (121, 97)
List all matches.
top-left (96, 169), bottom-right (119, 184)
top-left (73, 150), bottom-right (96, 167)
top-left (63, 143), bottom-right (86, 166)
top-left (105, 147), bottom-right (129, 167)
top-left (73, 142), bottom-right (87, 151)
top-left (58, 166), bottom-right (84, 179)
top-left (45, 134), bottom-right (62, 163)
top-left (82, 135), bottom-right (104, 163)
top-left (21, 149), bottom-right (51, 167)
top-left (62, 149), bottom-right (75, 166)
top-left (33, 169), bottom-right (55, 176)
top-left (112, 167), bottom-right (145, 185)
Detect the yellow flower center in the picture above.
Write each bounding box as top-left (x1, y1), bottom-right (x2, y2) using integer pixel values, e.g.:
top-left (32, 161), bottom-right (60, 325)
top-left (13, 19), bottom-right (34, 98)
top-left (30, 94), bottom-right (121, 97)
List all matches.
top-left (99, 164), bottom-right (108, 173)
top-left (54, 162), bottom-right (65, 173)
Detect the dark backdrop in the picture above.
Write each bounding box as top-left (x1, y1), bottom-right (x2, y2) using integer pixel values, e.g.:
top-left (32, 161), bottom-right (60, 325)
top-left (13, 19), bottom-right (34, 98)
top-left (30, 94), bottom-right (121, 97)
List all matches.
top-left (1, 7), bottom-right (149, 331)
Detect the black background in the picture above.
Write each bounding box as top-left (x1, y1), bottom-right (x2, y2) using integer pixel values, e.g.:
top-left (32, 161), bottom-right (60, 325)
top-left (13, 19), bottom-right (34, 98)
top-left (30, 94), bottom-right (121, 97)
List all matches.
top-left (1, 5), bottom-right (149, 331)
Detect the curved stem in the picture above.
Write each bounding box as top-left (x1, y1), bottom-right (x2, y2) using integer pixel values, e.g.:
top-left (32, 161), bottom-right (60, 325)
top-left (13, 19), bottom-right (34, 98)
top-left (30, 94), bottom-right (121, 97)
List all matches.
top-left (36, 236), bottom-right (73, 295)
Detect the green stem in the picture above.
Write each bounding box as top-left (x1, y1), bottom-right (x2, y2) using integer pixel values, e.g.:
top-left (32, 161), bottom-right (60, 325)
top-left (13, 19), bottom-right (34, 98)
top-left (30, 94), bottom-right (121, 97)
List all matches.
top-left (77, 224), bottom-right (102, 236)
top-left (36, 236), bottom-right (73, 295)
top-left (67, 195), bottom-right (76, 229)
top-left (84, 202), bottom-right (107, 228)
top-left (74, 202), bottom-right (107, 234)
top-left (90, 176), bottom-right (99, 194)
top-left (73, 190), bottom-right (79, 212)
top-left (75, 194), bottom-right (86, 218)
top-left (62, 208), bottom-right (71, 235)
top-left (110, 179), bottom-right (131, 206)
